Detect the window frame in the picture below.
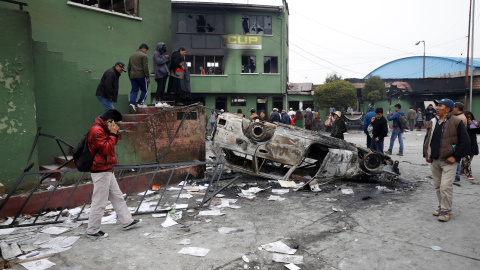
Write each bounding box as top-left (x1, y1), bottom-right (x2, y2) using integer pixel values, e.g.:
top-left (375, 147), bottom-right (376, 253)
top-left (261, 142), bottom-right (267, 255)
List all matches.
top-left (241, 55), bottom-right (258, 74)
top-left (263, 56), bottom-right (279, 74)
top-left (177, 12), bottom-right (225, 34)
top-left (231, 96), bottom-right (247, 107)
top-left (67, 1), bottom-right (142, 21)
top-left (241, 15), bottom-right (273, 36)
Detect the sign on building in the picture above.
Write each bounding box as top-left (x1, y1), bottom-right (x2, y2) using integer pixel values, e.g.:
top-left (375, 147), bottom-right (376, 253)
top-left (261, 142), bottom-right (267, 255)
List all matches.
top-left (222, 35), bottom-right (262, 50)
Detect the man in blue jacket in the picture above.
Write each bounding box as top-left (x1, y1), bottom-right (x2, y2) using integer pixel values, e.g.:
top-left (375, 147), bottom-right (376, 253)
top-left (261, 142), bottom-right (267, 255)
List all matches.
top-left (363, 103), bottom-right (376, 148)
top-left (386, 103), bottom-right (405, 156)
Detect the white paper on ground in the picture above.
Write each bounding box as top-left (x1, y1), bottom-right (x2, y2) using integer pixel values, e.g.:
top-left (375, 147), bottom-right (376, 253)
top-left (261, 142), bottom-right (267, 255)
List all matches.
top-left (285, 263), bottom-right (301, 270)
top-left (278, 180), bottom-right (297, 188)
top-left (271, 189), bottom-right (289, 194)
top-left (173, 204), bottom-right (189, 209)
top-left (221, 199), bottom-right (238, 204)
top-left (178, 181), bottom-right (186, 186)
top-left (268, 195), bottom-right (286, 201)
top-left (179, 193), bottom-right (193, 199)
top-left (161, 216), bottom-right (178, 228)
top-left (101, 213), bottom-right (117, 224)
top-left (0, 217), bottom-right (13, 226)
top-left (341, 189), bottom-right (354, 195)
top-left (40, 236), bottom-right (80, 249)
top-left (137, 190), bottom-right (155, 196)
top-left (66, 207), bottom-right (82, 217)
top-left (40, 227), bottom-right (70, 235)
top-left (0, 228), bottom-right (16, 235)
top-left (228, 205), bottom-right (241, 209)
top-left (177, 239), bottom-right (191, 245)
top-left (178, 247), bottom-right (210, 257)
top-left (272, 253), bottom-right (303, 264)
top-left (152, 213), bottom-right (167, 218)
top-left (218, 227), bottom-right (237, 234)
top-left (167, 187), bottom-right (182, 191)
top-left (199, 210), bottom-right (224, 216)
top-left (260, 241), bottom-right (297, 255)
top-left (1, 242), bottom-right (22, 260)
top-left (20, 259), bottom-right (56, 270)
top-left (332, 207), bottom-right (344, 212)
top-left (169, 211), bottom-right (182, 221)
top-left (242, 255), bottom-right (250, 263)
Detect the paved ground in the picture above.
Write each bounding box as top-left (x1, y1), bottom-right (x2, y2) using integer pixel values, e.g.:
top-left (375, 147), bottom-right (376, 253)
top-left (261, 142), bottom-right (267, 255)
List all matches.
top-left (5, 130), bottom-right (480, 270)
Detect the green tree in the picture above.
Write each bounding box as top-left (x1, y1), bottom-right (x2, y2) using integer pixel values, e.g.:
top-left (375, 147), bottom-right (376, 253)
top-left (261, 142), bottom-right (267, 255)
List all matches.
top-left (314, 80), bottom-right (358, 110)
top-left (324, 72), bottom-right (343, 84)
top-left (362, 76), bottom-right (386, 102)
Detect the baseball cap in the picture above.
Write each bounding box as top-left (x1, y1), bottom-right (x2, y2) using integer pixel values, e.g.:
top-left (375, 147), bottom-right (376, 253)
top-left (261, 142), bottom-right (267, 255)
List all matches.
top-left (454, 101), bottom-right (464, 109)
top-left (115, 62), bottom-right (127, 72)
top-left (434, 99), bottom-right (454, 111)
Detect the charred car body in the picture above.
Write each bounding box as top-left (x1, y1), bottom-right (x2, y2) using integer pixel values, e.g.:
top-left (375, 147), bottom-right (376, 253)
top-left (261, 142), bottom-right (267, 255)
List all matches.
top-left (211, 113), bottom-right (399, 190)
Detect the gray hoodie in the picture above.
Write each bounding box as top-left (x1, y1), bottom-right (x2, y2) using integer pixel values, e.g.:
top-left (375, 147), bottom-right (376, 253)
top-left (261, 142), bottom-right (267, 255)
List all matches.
top-left (153, 42), bottom-right (169, 79)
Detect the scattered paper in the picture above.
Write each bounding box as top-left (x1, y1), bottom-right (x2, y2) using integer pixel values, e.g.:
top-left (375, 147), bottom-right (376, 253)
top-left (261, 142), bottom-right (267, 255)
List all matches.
top-left (173, 204), bottom-right (189, 209)
top-left (341, 189), bottom-right (354, 195)
top-left (325, 198), bottom-right (338, 202)
top-left (376, 186), bottom-right (394, 192)
top-left (228, 205), bottom-right (241, 209)
top-left (431, 246), bottom-right (443, 251)
top-left (169, 211), bottom-right (183, 221)
top-left (178, 181), bottom-right (186, 186)
top-left (40, 227), bottom-right (70, 235)
top-left (261, 241), bottom-right (296, 255)
top-left (177, 239), bottom-right (191, 245)
top-left (167, 187), bottom-right (182, 191)
top-left (1, 242), bottom-right (22, 260)
top-left (215, 194), bottom-right (225, 198)
top-left (242, 255), bottom-right (250, 263)
top-left (161, 216), bottom-right (178, 228)
top-left (278, 180), bottom-right (297, 188)
top-left (268, 195), bottom-right (286, 201)
top-left (272, 189), bottom-right (289, 194)
top-left (332, 207), bottom-right (344, 212)
top-left (40, 236), bottom-right (80, 249)
top-left (152, 213), bottom-right (167, 218)
top-left (285, 263), bottom-right (301, 270)
top-left (137, 190), bottom-right (155, 196)
top-left (178, 247), bottom-right (210, 257)
top-left (0, 228), bottom-right (16, 235)
top-left (221, 198), bottom-right (238, 204)
top-left (272, 253), bottom-right (303, 264)
top-left (179, 194), bottom-right (193, 199)
top-left (101, 213), bottom-right (117, 224)
top-left (199, 210), bottom-right (224, 216)
top-left (218, 227), bottom-right (237, 234)
top-left (20, 259), bottom-right (56, 270)
top-left (0, 217), bottom-right (13, 226)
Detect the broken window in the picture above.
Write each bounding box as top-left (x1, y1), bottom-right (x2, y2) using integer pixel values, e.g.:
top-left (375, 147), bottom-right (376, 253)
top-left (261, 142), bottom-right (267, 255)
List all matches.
top-left (185, 55), bottom-right (224, 75)
top-left (242, 56), bottom-right (256, 73)
top-left (231, 97), bottom-right (247, 107)
top-left (264, 56), bottom-right (278, 73)
top-left (69, 0), bottom-right (139, 16)
top-left (178, 13), bottom-right (224, 33)
top-left (242, 15), bottom-right (272, 35)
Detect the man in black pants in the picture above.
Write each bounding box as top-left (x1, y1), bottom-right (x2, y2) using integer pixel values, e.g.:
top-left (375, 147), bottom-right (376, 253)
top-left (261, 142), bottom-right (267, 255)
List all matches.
top-left (153, 42), bottom-right (170, 107)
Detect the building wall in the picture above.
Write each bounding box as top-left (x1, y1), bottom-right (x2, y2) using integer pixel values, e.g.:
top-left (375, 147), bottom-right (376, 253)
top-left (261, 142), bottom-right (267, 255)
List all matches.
top-left (0, 9), bottom-right (38, 188)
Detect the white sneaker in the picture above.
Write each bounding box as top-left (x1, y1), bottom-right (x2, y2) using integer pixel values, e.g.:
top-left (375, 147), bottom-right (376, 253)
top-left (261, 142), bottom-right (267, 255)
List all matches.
top-left (129, 104), bottom-right (136, 112)
top-left (155, 102), bottom-right (162, 108)
top-left (137, 104), bottom-right (147, 108)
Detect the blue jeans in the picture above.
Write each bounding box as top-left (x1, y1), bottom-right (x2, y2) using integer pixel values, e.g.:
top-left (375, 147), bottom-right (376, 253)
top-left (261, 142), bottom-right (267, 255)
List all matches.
top-left (97, 96), bottom-right (114, 118)
top-left (455, 162), bottom-right (461, 180)
top-left (388, 128), bottom-right (404, 152)
top-left (370, 137), bottom-right (384, 153)
top-left (129, 78), bottom-right (148, 105)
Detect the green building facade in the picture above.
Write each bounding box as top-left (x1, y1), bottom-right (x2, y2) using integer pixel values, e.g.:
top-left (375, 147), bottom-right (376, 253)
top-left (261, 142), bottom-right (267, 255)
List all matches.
top-left (171, 1), bottom-right (289, 115)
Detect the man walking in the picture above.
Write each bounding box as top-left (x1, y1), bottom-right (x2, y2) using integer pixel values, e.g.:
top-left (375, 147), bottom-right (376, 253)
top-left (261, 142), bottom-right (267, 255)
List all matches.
top-left (370, 108), bottom-right (388, 154)
top-left (87, 109), bottom-right (141, 238)
top-left (407, 106), bottom-right (416, 131)
top-left (385, 104), bottom-right (405, 156)
top-left (423, 99), bottom-right (470, 222)
top-left (128, 43), bottom-right (150, 112)
top-left (270, 108), bottom-right (281, 123)
top-left (96, 62), bottom-right (126, 114)
top-left (363, 103), bottom-right (376, 148)
top-left (452, 102), bottom-right (467, 183)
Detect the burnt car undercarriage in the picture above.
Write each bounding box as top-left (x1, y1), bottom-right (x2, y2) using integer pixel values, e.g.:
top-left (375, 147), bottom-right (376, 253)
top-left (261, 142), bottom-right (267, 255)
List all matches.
top-left (211, 113), bottom-right (399, 191)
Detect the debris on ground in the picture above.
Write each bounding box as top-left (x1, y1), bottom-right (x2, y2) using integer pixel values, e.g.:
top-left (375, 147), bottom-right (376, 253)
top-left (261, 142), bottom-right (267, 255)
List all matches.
top-left (341, 189), bottom-right (354, 195)
top-left (177, 239), bottom-right (191, 245)
top-left (260, 241), bottom-right (297, 255)
top-left (178, 247), bottom-right (210, 257)
top-left (272, 253), bottom-right (304, 264)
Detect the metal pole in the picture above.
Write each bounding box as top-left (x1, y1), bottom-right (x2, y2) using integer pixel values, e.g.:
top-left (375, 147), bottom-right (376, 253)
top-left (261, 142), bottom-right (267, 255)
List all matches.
top-left (422, 41), bottom-right (426, 78)
top-left (470, 0), bottom-right (476, 110)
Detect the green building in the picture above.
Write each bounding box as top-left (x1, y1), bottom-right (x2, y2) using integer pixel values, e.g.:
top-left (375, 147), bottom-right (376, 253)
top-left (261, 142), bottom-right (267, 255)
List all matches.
top-left (0, 0), bottom-right (171, 187)
top-left (171, 1), bottom-right (289, 114)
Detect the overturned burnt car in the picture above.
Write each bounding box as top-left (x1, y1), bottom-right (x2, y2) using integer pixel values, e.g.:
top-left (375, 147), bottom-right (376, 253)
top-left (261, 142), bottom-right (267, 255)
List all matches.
top-left (211, 113), bottom-right (399, 190)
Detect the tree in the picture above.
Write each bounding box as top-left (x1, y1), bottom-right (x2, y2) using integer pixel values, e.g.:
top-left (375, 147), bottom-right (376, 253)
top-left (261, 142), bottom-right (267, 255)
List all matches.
top-left (362, 76), bottom-right (386, 103)
top-left (324, 72), bottom-right (343, 84)
top-left (313, 80), bottom-right (358, 110)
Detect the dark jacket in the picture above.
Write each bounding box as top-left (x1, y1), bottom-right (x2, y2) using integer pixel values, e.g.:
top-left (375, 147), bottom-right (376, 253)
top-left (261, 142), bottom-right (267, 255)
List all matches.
top-left (371, 116), bottom-right (388, 140)
top-left (96, 67), bottom-right (120, 102)
top-left (128, 49), bottom-right (149, 79)
top-left (331, 118), bottom-right (347, 139)
top-left (270, 111), bottom-right (281, 123)
top-left (467, 125), bottom-right (480, 156)
top-left (424, 108), bottom-right (436, 121)
top-left (169, 51), bottom-right (184, 72)
top-left (423, 114), bottom-right (470, 162)
top-left (88, 117), bottom-right (119, 172)
top-left (305, 111), bottom-right (313, 126)
top-left (363, 110), bottom-right (376, 133)
top-left (153, 42), bottom-right (169, 79)
top-left (387, 110), bottom-right (405, 128)
top-left (281, 113), bottom-right (291, 125)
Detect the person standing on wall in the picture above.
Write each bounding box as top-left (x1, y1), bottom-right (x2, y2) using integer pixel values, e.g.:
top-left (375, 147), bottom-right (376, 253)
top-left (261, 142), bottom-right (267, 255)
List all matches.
top-left (87, 109), bottom-right (142, 238)
top-left (153, 42), bottom-right (170, 107)
top-left (423, 99), bottom-right (470, 222)
top-left (363, 103), bottom-right (376, 148)
top-left (95, 62), bottom-right (126, 115)
top-left (128, 43), bottom-right (150, 112)
top-left (385, 104), bottom-right (405, 156)
top-left (407, 106), bottom-right (416, 131)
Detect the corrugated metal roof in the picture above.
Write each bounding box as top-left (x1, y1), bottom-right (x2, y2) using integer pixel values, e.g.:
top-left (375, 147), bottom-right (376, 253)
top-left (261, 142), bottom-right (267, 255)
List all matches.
top-left (365, 56), bottom-right (480, 79)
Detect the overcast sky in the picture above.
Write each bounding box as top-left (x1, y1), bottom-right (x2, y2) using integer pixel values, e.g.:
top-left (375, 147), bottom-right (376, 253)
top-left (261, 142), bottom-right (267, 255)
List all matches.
top-left (174, 0), bottom-right (479, 84)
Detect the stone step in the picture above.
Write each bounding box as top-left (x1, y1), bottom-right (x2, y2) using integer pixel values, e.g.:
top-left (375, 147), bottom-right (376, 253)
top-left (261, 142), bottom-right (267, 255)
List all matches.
top-left (39, 164), bottom-right (63, 180)
top-left (54, 155), bottom-right (76, 169)
top-left (118, 121), bottom-right (138, 131)
top-left (122, 114), bottom-right (150, 122)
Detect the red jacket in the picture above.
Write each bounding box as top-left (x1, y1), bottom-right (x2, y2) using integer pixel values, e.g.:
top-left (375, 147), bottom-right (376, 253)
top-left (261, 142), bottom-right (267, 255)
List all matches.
top-left (88, 117), bottom-right (118, 172)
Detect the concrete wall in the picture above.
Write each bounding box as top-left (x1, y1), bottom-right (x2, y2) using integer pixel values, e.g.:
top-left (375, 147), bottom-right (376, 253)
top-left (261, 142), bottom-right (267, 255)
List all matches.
top-left (0, 9), bottom-right (38, 188)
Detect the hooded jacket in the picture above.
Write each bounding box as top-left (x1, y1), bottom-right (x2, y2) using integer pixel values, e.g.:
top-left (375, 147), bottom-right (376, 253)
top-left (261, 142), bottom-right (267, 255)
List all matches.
top-left (363, 109), bottom-right (376, 133)
top-left (387, 109), bottom-right (405, 128)
top-left (95, 66), bottom-right (120, 102)
top-left (88, 117), bottom-right (119, 172)
top-left (153, 42), bottom-right (169, 80)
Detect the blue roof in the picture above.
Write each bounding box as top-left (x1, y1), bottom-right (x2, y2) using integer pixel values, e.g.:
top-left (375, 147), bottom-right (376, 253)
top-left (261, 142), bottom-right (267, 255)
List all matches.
top-left (365, 56), bottom-right (480, 79)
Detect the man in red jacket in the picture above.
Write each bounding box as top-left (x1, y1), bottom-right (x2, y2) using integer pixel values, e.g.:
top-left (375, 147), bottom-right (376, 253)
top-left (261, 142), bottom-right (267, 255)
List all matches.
top-left (87, 109), bottom-right (141, 238)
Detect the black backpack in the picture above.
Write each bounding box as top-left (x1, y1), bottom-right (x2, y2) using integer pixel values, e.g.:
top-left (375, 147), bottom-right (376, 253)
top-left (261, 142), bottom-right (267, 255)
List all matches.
top-left (72, 124), bottom-right (100, 172)
top-left (398, 114), bottom-right (408, 130)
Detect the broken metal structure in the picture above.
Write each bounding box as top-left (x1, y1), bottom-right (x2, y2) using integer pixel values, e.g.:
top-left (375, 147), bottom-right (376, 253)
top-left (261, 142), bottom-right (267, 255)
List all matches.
top-left (211, 113), bottom-right (399, 191)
